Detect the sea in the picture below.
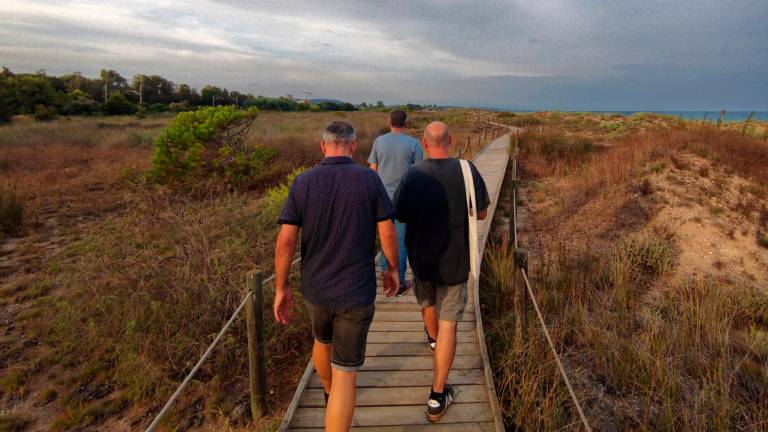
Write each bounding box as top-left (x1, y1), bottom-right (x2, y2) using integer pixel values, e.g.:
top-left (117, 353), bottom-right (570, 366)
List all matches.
top-left (570, 111), bottom-right (768, 122)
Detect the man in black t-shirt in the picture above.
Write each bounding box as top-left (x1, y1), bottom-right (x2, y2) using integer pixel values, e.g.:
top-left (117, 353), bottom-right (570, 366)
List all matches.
top-left (393, 121), bottom-right (489, 422)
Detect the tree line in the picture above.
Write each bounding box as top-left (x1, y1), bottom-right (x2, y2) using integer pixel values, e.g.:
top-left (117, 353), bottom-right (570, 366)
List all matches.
top-left (0, 67), bottom-right (384, 123)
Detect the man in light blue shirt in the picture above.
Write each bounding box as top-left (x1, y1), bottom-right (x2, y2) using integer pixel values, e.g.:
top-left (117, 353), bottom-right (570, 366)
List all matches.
top-left (368, 109), bottom-right (424, 295)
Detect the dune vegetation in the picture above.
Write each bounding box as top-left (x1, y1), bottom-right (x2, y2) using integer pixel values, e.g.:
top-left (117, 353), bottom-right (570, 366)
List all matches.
top-left (482, 112), bottom-right (768, 431)
top-left (0, 108), bottom-right (496, 431)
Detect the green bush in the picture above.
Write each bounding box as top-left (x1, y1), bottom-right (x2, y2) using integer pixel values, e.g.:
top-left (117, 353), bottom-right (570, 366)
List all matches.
top-left (150, 106), bottom-right (276, 186)
top-left (135, 106), bottom-right (147, 119)
top-left (60, 90), bottom-right (100, 116)
top-left (103, 93), bottom-right (137, 115)
top-left (168, 101), bottom-right (193, 112)
top-left (148, 103), bottom-right (168, 113)
top-left (33, 104), bottom-right (57, 121)
top-left (0, 183), bottom-right (23, 236)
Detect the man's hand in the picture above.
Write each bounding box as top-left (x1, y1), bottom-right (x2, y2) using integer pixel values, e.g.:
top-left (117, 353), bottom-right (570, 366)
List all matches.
top-left (274, 224), bottom-right (299, 324)
top-left (273, 287), bottom-right (294, 324)
top-left (377, 219), bottom-right (399, 296)
top-left (383, 266), bottom-right (399, 297)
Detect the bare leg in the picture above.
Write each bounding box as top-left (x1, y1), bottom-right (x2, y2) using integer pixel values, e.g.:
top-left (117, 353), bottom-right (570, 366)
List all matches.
top-left (312, 341), bottom-right (332, 394)
top-left (422, 306), bottom-right (439, 340)
top-left (326, 368), bottom-right (357, 432)
top-left (432, 320), bottom-right (457, 393)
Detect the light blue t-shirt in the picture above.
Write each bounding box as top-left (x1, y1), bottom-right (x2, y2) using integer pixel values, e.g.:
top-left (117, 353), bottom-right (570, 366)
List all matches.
top-left (367, 132), bottom-right (424, 199)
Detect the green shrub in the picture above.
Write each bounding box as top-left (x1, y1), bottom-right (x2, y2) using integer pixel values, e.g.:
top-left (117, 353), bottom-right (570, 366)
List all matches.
top-left (0, 183), bottom-right (23, 236)
top-left (60, 90), bottom-right (100, 116)
top-left (150, 106), bottom-right (276, 186)
top-left (758, 231), bottom-right (768, 249)
top-left (168, 101), bottom-right (193, 112)
top-left (263, 168), bottom-right (306, 220)
top-left (103, 93), bottom-right (137, 115)
top-left (148, 103), bottom-right (168, 113)
top-left (34, 104), bottom-right (57, 121)
top-left (135, 106), bottom-right (146, 119)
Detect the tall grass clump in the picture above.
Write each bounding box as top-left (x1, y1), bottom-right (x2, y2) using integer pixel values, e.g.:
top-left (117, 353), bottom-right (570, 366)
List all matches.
top-left (517, 130), bottom-right (599, 177)
top-left (0, 182), bottom-right (23, 236)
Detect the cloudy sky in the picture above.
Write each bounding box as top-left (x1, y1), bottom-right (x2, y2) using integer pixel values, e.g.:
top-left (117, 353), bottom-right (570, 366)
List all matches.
top-left (1, 0), bottom-right (766, 110)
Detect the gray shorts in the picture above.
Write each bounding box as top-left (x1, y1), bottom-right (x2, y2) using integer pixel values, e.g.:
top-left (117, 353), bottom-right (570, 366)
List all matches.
top-left (413, 279), bottom-right (468, 322)
top-left (304, 301), bottom-right (375, 372)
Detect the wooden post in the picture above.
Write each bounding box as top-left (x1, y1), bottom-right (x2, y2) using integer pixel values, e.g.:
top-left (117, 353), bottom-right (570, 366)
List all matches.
top-left (246, 272), bottom-right (267, 419)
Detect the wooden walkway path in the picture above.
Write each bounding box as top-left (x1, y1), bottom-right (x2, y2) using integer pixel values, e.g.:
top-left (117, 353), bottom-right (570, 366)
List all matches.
top-left (280, 134), bottom-right (511, 431)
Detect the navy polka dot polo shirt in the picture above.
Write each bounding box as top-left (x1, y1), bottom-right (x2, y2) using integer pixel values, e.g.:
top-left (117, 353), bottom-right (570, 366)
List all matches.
top-left (278, 156), bottom-right (394, 309)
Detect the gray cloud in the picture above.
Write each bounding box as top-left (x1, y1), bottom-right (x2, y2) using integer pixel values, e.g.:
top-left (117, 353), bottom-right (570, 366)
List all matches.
top-left (1, 0), bottom-right (766, 109)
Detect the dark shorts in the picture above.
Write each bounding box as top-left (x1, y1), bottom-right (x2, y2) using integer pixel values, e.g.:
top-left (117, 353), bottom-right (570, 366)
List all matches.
top-left (413, 278), bottom-right (468, 322)
top-left (305, 301), bottom-right (375, 371)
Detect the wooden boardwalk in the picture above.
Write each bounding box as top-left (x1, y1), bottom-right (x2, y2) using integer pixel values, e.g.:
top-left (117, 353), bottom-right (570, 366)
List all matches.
top-left (280, 134), bottom-right (511, 431)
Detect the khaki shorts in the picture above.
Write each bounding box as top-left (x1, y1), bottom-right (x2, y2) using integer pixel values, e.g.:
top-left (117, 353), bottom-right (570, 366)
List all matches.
top-left (413, 279), bottom-right (468, 322)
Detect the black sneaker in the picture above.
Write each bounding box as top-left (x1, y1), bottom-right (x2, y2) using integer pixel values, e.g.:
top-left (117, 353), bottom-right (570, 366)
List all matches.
top-left (424, 327), bottom-right (436, 352)
top-left (396, 280), bottom-right (413, 297)
top-left (427, 384), bottom-right (454, 422)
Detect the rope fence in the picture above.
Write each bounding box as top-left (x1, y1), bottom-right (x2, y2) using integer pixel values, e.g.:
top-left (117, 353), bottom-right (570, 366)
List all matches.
top-left (508, 135), bottom-right (593, 432)
top-left (144, 257), bottom-right (302, 432)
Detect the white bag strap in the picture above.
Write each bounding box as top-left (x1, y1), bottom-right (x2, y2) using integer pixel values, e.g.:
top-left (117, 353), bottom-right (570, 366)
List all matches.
top-left (459, 159), bottom-right (479, 283)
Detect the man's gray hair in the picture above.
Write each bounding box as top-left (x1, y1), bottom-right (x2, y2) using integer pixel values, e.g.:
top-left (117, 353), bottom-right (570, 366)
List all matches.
top-left (322, 121), bottom-right (356, 144)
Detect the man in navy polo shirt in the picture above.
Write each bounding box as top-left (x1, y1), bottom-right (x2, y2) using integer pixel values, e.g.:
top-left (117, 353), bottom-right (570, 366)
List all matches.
top-left (273, 121), bottom-right (400, 432)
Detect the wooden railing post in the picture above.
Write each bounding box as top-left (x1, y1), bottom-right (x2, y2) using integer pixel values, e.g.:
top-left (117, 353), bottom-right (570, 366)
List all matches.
top-left (246, 272), bottom-right (267, 419)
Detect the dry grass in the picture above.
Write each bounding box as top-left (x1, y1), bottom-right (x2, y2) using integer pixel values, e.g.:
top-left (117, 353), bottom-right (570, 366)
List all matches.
top-left (0, 109), bottom-right (492, 431)
top-left (482, 117), bottom-right (768, 431)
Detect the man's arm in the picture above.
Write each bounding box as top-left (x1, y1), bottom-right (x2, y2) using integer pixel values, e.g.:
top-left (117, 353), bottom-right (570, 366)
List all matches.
top-left (274, 224), bottom-right (299, 324)
top-left (377, 219), bottom-right (399, 296)
top-left (367, 140), bottom-right (378, 172)
top-left (470, 162), bottom-right (490, 221)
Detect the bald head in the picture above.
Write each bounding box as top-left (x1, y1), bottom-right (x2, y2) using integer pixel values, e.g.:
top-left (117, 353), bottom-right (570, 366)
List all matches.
top-left (423, 121), bottom-right (451, 147)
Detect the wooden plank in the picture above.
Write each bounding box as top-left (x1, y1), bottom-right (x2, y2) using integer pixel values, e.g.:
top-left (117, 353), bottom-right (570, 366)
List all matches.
top-left (291, 403), bottom-right (493, 428)
top-left (373, 311), bottom-right (476, 322)
top-left (370, 321), bottom-right (475, 332)
top-left (366, 342), bottom-right (479, 357)
top-left (360, 355), bottom-right (483, 371)
top-left (376, 302), bottom-right (475, 313)
top-left (278, 361), bottom-right (315, 431)
top-left (298, 384), bottom-right (489, 407)
top-left (291, 423), bottom-right (495, 432)
top-left (367, 331), bottom-right (476, 344)
top-left (308, 369), bottom-right (485, 388)
top-left (376, 294), bottom-right (418, 303)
